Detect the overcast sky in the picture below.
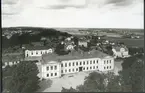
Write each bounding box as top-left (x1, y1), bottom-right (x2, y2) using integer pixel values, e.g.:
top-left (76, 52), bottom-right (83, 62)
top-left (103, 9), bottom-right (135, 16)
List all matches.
top-left (2, 0), bottom-right (144, 28)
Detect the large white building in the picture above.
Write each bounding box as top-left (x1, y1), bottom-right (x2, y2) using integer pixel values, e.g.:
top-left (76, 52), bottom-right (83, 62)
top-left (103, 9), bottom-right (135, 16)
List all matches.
top-left (40, 50), bottom-right (114, 79)
top-left (25, 46), bottom-right (53, 57)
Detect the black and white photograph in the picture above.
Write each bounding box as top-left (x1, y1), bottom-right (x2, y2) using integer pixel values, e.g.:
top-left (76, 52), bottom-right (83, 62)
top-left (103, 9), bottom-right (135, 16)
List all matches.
top-left (2, 0), bottom-right (144, 92)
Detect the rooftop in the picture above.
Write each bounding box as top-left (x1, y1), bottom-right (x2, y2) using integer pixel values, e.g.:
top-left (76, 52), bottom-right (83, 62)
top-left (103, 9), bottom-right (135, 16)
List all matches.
top-left (42, 49), bottom-right (113, 64)
top-left (25, 46), bottom-right (52, 50)
top-left (2, 54), bottom-right (24, 62)
top-left (112, 45), bottom-right (128, 51)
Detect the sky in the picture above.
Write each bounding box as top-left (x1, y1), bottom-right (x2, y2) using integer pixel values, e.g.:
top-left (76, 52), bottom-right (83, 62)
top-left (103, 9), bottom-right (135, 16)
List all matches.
top-left (2, 0), bottom-right (144, 29)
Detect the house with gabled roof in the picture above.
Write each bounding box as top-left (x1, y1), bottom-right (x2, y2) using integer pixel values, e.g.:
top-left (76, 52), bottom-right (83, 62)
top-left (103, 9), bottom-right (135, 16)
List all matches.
top-left (112, 45), bottom-right (129, 58)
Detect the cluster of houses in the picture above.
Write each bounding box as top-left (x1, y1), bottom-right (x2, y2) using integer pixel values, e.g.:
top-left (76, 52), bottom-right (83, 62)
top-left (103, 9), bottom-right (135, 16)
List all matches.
top-left (2, 35), bottom-right (130, 79)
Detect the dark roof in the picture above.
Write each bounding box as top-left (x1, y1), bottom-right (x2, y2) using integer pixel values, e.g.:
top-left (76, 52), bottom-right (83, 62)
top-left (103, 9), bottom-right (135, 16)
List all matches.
top-left (25, 46), bottom-right (52, 50)
top-left (112, 45), bottom-right (128, 51)
top-left (41, 50), bottom-right (112, 64)
top-left (2, 54), bottom-right (24, 62)
top-left (24, 56), bottom-right (42, 61)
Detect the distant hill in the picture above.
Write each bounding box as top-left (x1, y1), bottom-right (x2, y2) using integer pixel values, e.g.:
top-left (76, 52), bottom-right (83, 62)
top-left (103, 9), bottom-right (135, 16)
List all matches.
top-left (2, 26), bottom-right (143, 31)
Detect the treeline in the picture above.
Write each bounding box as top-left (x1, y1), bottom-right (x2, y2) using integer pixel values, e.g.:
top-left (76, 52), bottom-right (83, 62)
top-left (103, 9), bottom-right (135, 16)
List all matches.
top-left (2, 28), bottom-right (71, 49)
top-left (128, 47), bottom-right (144, 55)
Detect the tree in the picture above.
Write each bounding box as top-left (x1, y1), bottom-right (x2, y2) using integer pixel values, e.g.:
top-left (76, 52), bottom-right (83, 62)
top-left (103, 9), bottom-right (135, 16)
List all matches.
top-left (55, 43), bottom-right (69, 55)
top-left (61, 87), bottom-right (77, 92)
top-left (106, 73), bottom-right (122, 92)
top-left (61, 72), bottom-right (107, 92)
top-left (119, 54), bottom-right (144, 92)
top-left (3, 61), bottom-right (40, 93)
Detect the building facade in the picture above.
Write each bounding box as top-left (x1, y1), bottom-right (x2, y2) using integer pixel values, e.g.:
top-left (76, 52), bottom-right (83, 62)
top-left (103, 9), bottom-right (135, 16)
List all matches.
top-left (25, 48), bottom-right (53, 57)
top-left (112, 46), bottom-right (129, 58)
top-left (40, 51), bottom-right (114, 79)
top-left (78, 41), bottom-right (88, 47)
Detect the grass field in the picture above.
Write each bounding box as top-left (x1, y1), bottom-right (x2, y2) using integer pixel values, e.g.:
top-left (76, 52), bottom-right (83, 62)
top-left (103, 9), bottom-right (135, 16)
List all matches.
top-left (102, 37), bottom-right (144, 48)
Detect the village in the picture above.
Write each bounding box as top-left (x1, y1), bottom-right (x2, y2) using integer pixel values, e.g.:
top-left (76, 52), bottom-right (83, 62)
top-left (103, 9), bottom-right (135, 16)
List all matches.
top-left (2, 28), bottom-right (144, 92)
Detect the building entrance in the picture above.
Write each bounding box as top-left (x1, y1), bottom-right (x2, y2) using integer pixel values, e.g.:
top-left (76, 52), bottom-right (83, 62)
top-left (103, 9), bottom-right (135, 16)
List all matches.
top-left (79, 67), bottom-right (83, 72)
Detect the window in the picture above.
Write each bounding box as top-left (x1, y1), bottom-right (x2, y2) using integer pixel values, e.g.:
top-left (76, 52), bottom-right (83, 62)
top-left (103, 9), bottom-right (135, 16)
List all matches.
top-left (93, 66), bottom-right (95, 69)
top-left (69, 69), bottom-right (71, 72)
top-left (107, 60), bottom-right (108, 64)
top-left (110, 60), bottom-right (111, 63)
top-left (104, 60), bottom-right (106, 64)
top-left (97, 60), bottom-right (98, 63)
top-left (55, 73), bottom-right (57, 76)
top-left (83, 61), bottom-right (85, 65)
top-left (47, 74), bottom-right (49, 77)
top-left (65, 69), bottom-right (67, 73)
top-left (41, 51), bottom-right (42, 54)
top-left (73, 62), bottom-right (74, 66)
top-left (76, 62), bottom-right (78, 66)
top-left (61, 70), bottom-right (63, 73)
top-left (76, 68), bottom-right (78, 71)
top-left (87, 61), bottom-right (88, 64)
top-left (26, 54), bottom-right (28, 57)
top-left (72, 69), bottom-right (74, 72)
top-left (51, 66), bottom-right (53, 70)
top-left (90, 60), bottom-right (92, 64)
top-left (31, 52), bottom-right (33, 55)
top-left (104, 67), bottom-right (106, 69)
top-left (65, 63), bottom-right (67, 67)
top-left (83, 67), bottom-right (85, 70)
top-left (107, 66), bottom-right (108, 69)
top-left (46, 66), bottom-right (49, 71)
top-left (93, 60), bottom-right (95, 64)
top-left (51, 73), bottom-right (53, 76)
top-left (96, 66), bottom-right (98, 68)
top-left (110, 66), bottom-right (111, 69)
top-left (61, 64), bottom-right (63, 67)
top-left (80, 62), bottom-right (82, 65)
top-left (87, 67), bottom-right (88, 70)
top-left (69, 63), bottom-right (71, 66)
top-left (36, 51), bottom-right (38, 55)
top-left (90, 67), bottom-right (92, 69)
top-left (55, 66), bottom-right (57, 70)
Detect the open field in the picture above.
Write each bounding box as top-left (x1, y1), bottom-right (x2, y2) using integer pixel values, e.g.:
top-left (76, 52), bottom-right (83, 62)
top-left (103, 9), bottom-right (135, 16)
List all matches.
top-left (102, 37), bottom-right (144, 48)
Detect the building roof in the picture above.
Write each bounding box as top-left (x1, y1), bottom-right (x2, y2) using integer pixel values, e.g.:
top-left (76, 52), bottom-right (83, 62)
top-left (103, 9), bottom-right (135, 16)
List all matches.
top-left (2, 54), bottom-right (24, 62)
top-left (41, 50), bottom-right (112, 64)
top-left (25, 46), bottom-right (52, 50)
top-left (24, 56), bottom-right (42, 61)
top-left (31, 42), bottom-right (43, 46)
top-left (112, 45), bottom-right (128, 51)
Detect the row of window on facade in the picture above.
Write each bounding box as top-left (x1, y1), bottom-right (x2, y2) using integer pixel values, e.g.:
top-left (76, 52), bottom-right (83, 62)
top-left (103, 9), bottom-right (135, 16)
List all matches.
top-left (47, 65), bottom-right (57, 71)
top-left (46, 60), bottom-right (113, 71)
top-left (104, 60), bottom-right (112, 64)
top-left (4, 61), bottom-right (20, 66)
top-left (27, 50), bottom-right (52, 55)
top-left (61, 66), bottom-right (99, 74)
top-left (104, 66), bottom-right (112, 69)
top-left (61, 66), bottom-right (111, 73)
top-left (61, 60), bottom-right (98, 67)
top-left (47, 72), bottom-right (57, 77)
top-left (61, 60), bottom-right (112, 67)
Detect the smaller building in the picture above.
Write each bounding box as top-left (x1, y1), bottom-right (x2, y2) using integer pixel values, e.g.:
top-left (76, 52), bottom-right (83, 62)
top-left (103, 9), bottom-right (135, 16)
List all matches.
top-left (65, 44), bottom-right (74, 51)
top-left (25, 46), bottom-right (53, 58)
top-left (2, 54), bottom-right (24, 68)
top-left (78, 40), bottom-right (88, 47)
top-left (112, 45), bottom-right (129, 58)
